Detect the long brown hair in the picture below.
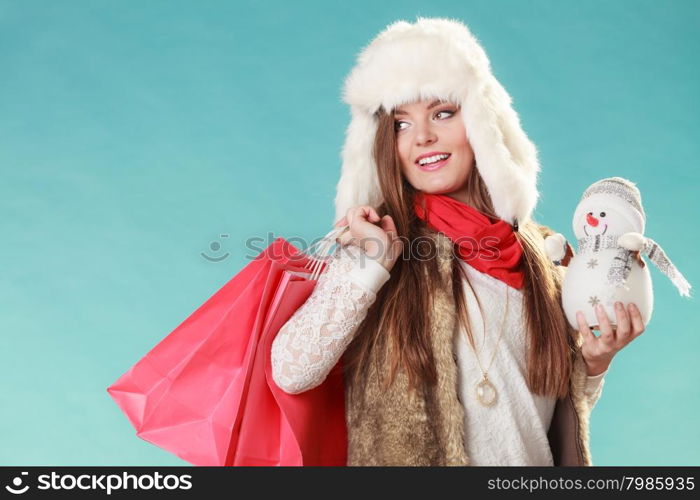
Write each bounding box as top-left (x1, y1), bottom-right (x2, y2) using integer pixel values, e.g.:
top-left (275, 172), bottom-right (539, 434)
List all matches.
top-left (342, 106), bottom-right (577, 399)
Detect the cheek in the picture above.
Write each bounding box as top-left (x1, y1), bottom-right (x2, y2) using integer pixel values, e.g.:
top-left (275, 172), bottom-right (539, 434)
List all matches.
top-left (445, 122), bottom-right (471, 152)
top-left (400, 163), bottom-right (417, 185)
top-left (396, 137), bottom-right (414, 170)
top-left (396, 136), bottom-right (409, 160)
top-left (452, 137), bottom-right (472, 157)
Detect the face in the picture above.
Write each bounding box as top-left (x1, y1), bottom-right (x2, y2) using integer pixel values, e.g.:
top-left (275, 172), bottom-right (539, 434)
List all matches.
top-left (394, 98), bottom-right (476, 204)
top-left (573, 203), bottom-right (635, 239)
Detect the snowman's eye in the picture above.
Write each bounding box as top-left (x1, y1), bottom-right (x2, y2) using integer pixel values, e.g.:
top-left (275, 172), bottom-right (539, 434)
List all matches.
top-left (600, 212), bottom-right (606, 217)
top-left (587, 212), bottom-right (592, 216)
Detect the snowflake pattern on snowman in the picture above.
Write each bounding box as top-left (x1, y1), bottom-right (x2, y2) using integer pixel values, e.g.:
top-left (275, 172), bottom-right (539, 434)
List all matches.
top-left (543, 177), bottom-right (691, 331)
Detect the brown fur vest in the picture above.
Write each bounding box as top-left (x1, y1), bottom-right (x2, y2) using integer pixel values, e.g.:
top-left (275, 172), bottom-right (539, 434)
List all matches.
top-left (343, 230), bottom-right (596, 466)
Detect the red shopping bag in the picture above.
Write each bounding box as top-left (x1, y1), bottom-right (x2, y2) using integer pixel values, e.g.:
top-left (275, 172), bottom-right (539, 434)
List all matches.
top-left (231, 267), bottom-right (347, 465)
top-left (107, 236), bottom-right (347, 466)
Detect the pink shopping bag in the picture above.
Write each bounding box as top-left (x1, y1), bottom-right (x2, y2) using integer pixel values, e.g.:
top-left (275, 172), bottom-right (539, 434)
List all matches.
top-left (107, 236), bottom-right (347, 466)
top-left (231, 267), bottom-right (347, 465)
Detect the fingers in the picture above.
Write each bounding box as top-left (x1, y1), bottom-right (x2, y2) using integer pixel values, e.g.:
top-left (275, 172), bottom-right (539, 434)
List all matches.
top-left (380, 214), bottom-right (397, 234)
top-left (346, 207), bottom-right (357, 226)
top-left (595, 303), bottom-right (616, 346)
top-left (381, 215), bottom-right (404, 260)
top-left (614, 301), bottom-right (631, 343)
top-left (576, 311), bottom-right (597, 345)
top-left (358, 206), bottom-right (380, 224)
top-left (611, 302), bottom-right (645, 345)
top-left (368, 207), bottom-right (381, 223)
top-left (628, 303), bottom-right (645, 338)
top-left (336, 229), bottom-right (354, 247)
top-left (379, 216), bottom-right (396, 248)
top-left (339, 206), bottom-right (383, 249)
top-left (346, 206), bottom-right (380, 227)
top-left (379, 214), bottom-right (400, 241)
top-left (338, 207), bottom-right (404, 262)
top-left (336, 211), bottom-right (354, 246)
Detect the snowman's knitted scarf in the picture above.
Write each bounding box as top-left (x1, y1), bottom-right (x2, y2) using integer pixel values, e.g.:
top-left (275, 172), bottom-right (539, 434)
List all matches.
top-left (576, 234), bottom-right (692, 297)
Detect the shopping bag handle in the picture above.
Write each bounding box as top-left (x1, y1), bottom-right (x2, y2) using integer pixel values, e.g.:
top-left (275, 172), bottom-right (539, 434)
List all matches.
top-left (300, 225), bottom-right (350, 281)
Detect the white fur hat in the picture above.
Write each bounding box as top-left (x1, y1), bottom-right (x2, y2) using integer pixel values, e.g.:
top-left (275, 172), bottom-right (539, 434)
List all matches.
top-left (334, 17), bottom-right (541, 228)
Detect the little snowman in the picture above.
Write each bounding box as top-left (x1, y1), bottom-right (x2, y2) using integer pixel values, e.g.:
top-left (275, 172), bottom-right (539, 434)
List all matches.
top-left (544, 177), bottom-right (691, 330)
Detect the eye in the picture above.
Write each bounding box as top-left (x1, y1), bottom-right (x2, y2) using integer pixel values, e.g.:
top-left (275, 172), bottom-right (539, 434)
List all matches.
top-left (394, 120), bottom-right (409, 132)
top-left (599, 212), bottom-right (606, 217)
top-left (435, 109), bottom-right (455, 119)
top-left (587, 212), bottom-right (592, 216)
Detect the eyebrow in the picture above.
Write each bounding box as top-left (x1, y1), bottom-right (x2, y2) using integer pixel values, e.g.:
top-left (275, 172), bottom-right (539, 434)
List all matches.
top-left (394, 99), bottom-right (447, 116)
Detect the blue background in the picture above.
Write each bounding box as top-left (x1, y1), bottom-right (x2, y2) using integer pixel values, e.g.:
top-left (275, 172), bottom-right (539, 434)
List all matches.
top-left (1, 0), bottom-right (698, 466)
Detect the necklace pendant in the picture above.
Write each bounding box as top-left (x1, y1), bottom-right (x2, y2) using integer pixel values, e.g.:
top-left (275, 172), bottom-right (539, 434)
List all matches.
top-left (476, 376), bottom-right (497, 407)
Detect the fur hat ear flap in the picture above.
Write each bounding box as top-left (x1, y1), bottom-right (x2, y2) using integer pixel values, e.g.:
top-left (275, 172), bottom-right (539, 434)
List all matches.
top-left (334, 107), bottom-right (383, 222)
top-left (461, 77), bottom-right (540, 227)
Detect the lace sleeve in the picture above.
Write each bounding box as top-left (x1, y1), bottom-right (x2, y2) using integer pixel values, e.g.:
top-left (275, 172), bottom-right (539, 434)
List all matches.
top-left (270, 244), bottom-right (391, 394)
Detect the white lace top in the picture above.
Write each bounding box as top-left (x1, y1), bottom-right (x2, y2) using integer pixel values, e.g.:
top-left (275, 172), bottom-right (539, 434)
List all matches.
top-left (270, 244), bottom-right (608, 466)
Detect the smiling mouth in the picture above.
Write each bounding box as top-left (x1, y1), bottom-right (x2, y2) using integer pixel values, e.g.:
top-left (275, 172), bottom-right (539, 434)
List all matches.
top-left (583, 224), bottom-right (608, 236)
top-left (416, 153), bottom-right (451, 171)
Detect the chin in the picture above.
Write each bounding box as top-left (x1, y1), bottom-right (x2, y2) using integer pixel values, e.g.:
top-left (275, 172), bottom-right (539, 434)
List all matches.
top-left (420, 177), bottom-right (464, 194)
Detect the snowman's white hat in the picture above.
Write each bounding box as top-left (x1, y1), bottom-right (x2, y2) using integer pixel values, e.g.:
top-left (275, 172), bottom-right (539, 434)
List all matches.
top-left (334, 17), bottom-right (541, 227)
top-left (573, 177), bottom-right (646, 233)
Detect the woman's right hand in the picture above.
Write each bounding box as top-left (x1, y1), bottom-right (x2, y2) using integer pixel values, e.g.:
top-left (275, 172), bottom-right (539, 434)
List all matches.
top-left (334, 206), bottom-right (403, 272)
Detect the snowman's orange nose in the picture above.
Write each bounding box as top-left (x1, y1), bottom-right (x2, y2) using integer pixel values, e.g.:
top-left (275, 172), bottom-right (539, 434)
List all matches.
top-left (586, 213), bottom-right (599, 227)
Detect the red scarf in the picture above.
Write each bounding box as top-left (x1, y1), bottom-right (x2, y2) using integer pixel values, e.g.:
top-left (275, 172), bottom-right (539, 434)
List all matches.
top-left (413, 192), bottom-right (525, 290)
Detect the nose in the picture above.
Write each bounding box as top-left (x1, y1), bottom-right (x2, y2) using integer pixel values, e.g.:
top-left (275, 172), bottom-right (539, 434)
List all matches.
top-left (586, 213), bottom-right (599, 227)
top-left (414, 121), bottom-right (437, 146)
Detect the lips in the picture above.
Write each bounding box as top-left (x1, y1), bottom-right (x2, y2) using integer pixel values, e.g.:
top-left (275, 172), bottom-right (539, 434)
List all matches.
top-left (418, 157), bottom-right (450, 171)
top-left (415, 151), bottom-right (450, 164)
top-left (415, 151), bottom-right (451, 172)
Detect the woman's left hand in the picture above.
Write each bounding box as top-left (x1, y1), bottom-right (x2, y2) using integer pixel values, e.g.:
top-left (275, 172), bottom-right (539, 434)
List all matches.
top-left (576, 302), bottom-right (646, 376)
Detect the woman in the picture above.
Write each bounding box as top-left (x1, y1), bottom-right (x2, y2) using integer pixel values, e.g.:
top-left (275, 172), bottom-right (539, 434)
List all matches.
top-left (271, 17), bottom-right (645, 466)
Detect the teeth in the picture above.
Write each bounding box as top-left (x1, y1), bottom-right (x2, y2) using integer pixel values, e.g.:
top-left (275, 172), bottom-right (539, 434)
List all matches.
top-left (418, 154), bottom-right (449, 165)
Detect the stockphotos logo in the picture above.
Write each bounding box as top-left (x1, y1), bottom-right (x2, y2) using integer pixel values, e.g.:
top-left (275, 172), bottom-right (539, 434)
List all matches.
top-left (5, 472), bottom-right (29, 494)
top-left (4, 471), bottom-right (193, 495)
